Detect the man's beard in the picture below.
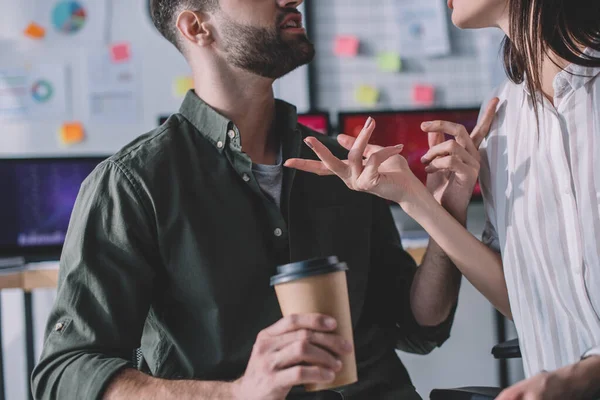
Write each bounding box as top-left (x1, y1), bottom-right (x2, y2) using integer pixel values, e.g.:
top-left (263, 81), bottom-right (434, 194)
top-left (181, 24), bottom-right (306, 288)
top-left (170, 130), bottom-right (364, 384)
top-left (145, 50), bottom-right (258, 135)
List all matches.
top-left (218, 10), bottom-right (316, 79)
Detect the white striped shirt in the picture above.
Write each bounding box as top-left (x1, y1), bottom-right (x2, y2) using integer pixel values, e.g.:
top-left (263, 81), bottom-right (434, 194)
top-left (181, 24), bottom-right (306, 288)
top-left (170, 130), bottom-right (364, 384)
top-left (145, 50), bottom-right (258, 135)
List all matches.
top-left (479, 49), bottom-right (600, 377)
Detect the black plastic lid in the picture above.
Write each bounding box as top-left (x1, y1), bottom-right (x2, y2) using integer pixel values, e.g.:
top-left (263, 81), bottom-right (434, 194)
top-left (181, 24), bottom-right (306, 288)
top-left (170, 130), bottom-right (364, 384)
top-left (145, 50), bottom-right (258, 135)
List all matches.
top-left (270, 256), bottom-right (348, 286)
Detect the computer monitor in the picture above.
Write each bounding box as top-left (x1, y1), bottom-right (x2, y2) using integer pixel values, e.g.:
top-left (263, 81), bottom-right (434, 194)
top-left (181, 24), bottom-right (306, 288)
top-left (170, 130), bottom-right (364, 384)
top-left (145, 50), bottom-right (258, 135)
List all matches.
top-left (338, 108), bottom-right (482, 200)
top-left (298, 112), bottom-right (331, 135)
top-left (0, 156), bottom-right (108, 260)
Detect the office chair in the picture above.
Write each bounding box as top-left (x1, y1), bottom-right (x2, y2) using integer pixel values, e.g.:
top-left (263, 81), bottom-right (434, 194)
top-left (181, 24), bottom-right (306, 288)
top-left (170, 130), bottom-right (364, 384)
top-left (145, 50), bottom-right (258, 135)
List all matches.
top-left (429, 338), bottom-right (521, 400)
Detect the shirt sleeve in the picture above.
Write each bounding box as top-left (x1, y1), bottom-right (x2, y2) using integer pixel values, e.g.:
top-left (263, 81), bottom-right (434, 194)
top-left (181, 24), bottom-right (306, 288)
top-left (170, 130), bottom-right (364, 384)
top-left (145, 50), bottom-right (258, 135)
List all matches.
top-left (583, 346), bottom-right (600, 359)
top-left (478, 99), bottom-right (502, 253)
top-left (367, 197), bottom-right (455, 355)
top-left (31, 161), bottom-right (160, 400)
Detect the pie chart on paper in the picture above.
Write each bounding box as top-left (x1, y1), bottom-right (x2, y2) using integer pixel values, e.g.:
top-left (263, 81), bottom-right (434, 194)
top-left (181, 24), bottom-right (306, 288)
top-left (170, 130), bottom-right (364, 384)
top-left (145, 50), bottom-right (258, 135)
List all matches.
top-left (51, 1), bottom-right (87, 35)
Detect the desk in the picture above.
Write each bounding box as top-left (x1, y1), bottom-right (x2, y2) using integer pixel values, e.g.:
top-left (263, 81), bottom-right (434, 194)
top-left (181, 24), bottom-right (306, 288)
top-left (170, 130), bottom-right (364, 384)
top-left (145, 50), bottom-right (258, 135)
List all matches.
top-left (0, 249), bottom-right (428, 400)
top-left (0, 267), bottom-right (59, 400)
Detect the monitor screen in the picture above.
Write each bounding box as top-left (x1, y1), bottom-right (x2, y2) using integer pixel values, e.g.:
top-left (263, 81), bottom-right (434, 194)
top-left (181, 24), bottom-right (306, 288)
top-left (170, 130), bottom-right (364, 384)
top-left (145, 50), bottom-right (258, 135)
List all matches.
top-left (0, 157), bottom-right (107, 258)
top-left (339, 108), bottom-right (482, 199)
top-left (298, 112), bottom-right (330, 135)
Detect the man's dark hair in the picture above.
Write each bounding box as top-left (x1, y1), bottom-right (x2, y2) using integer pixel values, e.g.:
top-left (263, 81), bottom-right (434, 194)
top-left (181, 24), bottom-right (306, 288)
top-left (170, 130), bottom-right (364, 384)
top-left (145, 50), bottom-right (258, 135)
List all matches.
top-left (150, 0), bottom-right (218, 52)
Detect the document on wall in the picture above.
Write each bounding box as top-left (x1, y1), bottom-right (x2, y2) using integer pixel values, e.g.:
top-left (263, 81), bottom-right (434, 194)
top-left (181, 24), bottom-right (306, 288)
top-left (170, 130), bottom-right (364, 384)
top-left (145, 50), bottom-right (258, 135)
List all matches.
top-left (0, 0), bottom-right (107, 43)
top-left (85, 46), bottom-right (140, 124)
top-left (391, 0), bottom-right (451, 58)
top-left (0, 64), bottom-right (69, 121)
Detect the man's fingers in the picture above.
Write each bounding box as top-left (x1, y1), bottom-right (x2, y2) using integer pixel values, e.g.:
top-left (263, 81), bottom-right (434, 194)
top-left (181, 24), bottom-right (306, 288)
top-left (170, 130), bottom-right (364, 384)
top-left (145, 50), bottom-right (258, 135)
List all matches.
top-left (421, 140), bottom-right (479, 169)
top-left (303, 137), bottom-right (350, 179)
top-left (270, 329), bottom-right (352, 357)
top-left (263, 314), bottom-right (337, 337)
top-left (276, 366), bottom-right (335, 388)
top-left (471, 97), bottom-right (500, 148)
top-left (349, 118), bottom-right (376, 179)
top-left (274, 340), bottom-right (342, 372)
top-left (421, 120), bottom-right (477, 158)
top-left (284, 159), bottom-right (335, 176)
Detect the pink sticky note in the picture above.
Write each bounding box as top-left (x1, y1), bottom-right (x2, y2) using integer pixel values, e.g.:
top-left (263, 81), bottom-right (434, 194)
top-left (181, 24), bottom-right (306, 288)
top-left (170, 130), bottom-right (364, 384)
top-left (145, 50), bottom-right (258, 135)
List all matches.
top-left (110, 42), bottom-right (131, 63)
top-left (334, 35), bottom-right (360, 57)
top-left (412, 85), bottom-right (436, 106)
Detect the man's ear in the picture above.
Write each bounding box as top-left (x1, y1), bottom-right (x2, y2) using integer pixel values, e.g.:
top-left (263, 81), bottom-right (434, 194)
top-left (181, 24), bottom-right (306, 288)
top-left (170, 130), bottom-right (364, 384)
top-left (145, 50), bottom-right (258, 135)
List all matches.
top-left (176, 10), bottom-right (214, 47)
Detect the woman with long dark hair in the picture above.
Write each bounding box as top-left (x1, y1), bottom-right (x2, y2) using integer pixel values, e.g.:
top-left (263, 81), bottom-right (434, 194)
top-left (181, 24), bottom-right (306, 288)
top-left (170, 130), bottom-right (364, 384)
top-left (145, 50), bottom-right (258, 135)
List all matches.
top-left (287, 0), bottom-right (600, 398)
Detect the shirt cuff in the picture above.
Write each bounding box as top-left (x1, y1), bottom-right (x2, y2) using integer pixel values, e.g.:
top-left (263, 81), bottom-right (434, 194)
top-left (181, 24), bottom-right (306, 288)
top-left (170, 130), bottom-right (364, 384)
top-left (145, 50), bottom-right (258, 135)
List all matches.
top-left (582, 346), bottom-right (600, 360)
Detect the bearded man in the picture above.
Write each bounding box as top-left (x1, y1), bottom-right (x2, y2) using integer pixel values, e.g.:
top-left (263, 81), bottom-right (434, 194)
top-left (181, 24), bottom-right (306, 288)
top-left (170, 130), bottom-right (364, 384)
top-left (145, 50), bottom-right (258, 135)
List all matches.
top-left (31, 1), bottom-right (461, 399)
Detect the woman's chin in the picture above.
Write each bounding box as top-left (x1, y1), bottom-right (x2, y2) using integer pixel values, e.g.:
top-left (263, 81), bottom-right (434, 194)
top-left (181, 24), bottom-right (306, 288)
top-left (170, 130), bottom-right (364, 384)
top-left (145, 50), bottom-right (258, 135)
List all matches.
top-left (451, 13), bottom-right (491, 29)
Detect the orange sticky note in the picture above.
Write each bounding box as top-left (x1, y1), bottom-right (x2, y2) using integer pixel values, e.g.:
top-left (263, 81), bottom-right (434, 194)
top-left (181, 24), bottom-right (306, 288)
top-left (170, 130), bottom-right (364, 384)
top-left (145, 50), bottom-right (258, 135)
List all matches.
top-left (412, 85), bottom-right (436, 106)
top-left (24, 22), bottom-right (46, 39)
top-left (59, 122), bottom-right (85, 145)
top-left (334, 35), bottom-right (360, 57)
top-left (110, 42), bottom-right (131, 63)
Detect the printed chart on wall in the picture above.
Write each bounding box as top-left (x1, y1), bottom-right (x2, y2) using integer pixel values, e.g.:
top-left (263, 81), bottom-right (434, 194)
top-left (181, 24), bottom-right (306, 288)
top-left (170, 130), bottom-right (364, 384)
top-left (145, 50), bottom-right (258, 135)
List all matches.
top-left (389, 0), bottom-right (451, 58)
top-left (35, 0), bottom-right (106, 43)
top-left (0, 64), bottom-right (68, 121)
top-left (85, 45), bottom-right (140, 124)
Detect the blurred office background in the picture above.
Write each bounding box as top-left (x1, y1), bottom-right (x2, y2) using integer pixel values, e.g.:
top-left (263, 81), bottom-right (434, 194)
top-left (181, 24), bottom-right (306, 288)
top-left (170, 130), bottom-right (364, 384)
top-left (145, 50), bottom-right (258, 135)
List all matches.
top-left (0, 0), bottom-right (523, 399)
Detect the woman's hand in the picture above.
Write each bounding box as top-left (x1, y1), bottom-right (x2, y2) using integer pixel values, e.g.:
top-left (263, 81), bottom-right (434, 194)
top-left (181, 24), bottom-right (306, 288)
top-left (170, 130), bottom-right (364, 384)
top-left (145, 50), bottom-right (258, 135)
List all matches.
top-left (421, 97), bottom-right (499, 217)
top-left (284, 117), bottom-right (425, 204)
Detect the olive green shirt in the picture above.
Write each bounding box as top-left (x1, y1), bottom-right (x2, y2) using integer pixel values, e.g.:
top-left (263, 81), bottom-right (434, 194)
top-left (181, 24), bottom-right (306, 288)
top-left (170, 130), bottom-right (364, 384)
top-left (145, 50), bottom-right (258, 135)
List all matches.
top-left (31, 91), bottom-right (453, 400)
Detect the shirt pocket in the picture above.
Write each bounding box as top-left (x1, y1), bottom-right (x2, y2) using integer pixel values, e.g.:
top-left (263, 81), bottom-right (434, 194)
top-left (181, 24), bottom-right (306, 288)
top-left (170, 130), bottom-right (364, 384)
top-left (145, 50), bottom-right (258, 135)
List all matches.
top-left (309, 203), bottom-right (371, 322)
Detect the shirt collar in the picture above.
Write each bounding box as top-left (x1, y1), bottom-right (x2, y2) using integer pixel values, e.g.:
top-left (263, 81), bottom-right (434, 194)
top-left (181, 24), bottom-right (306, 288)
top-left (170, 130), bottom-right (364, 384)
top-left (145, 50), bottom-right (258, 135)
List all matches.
top-left (178, 90), bottom-right (299, 153)
top-left (522, 48), bottom-right (600, 97)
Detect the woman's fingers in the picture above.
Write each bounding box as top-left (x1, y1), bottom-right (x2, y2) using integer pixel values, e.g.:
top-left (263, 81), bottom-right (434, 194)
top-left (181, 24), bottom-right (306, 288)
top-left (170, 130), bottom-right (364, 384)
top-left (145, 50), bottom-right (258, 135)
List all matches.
top-left (302, 137), bottom-right (350, 180)
top-left (421, 140), bottom-right (479, 169)
top-left (337, 134), bottom-right (384, 158)
top-left (356, 145), bottom-right (404, 190)
top-left (348, 118), bottom-right (377, 180)
top-left (424, 155), bottom-right (476, 178)
top-left (421, 120), bottom-right (477, 158)
top-left (471, 97), bottom-right (499, 148)
top-left (283, 159), bottom-right (336, 176)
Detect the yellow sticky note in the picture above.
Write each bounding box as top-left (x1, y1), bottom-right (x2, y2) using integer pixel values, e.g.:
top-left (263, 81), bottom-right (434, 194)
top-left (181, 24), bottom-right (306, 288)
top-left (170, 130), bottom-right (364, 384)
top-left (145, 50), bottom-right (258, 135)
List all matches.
top-left (24, 22), bottom-right (46, 39)
top-left (377, 52), bottom-right (402, 72)
top-left (59, 122), bottom-right (85, 145)
top-left (173, 76), bottom-right (194, 97)
top-left (355, 85), bottom-right (380, 107)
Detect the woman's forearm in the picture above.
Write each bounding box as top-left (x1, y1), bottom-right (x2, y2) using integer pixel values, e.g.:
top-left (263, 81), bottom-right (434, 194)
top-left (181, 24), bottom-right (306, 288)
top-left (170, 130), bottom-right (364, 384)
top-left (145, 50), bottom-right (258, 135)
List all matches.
top-left (399, 186), bottom-right (512, 318)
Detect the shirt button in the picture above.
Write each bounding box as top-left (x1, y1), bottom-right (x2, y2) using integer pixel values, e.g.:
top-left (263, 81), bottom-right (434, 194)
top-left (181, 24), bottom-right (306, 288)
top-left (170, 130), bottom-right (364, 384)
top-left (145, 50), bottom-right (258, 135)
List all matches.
top-left (55, 322), bottom-right (64, 332)
top-left (217, 141), bottom-right (224, 149)
top-left (228, 130), bottom-right (236, 139)
top-left (242, 174), bottom-right (251, 182)
top-left (274, 228), bottom-right (283, 237)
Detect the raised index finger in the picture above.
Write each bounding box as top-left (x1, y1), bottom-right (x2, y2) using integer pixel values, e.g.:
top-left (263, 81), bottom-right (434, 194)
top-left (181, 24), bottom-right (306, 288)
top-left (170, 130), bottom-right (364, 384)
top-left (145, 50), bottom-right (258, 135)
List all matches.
top-left (471, 97), bottom-right (500, 148)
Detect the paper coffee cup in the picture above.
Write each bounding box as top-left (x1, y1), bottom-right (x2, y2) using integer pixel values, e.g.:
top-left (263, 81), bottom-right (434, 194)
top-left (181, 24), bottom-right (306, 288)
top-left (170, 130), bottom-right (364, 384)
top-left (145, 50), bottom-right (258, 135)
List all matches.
top-left (270, 256), bottom-right (357, 392)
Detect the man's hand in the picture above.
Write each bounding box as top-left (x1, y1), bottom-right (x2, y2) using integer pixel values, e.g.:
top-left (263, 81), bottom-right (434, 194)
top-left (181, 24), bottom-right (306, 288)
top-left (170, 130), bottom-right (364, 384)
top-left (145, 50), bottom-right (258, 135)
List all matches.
top-left (420, 97), bottom-right (499, 219)
top-left (231, 314), bottom-right (353, 400)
